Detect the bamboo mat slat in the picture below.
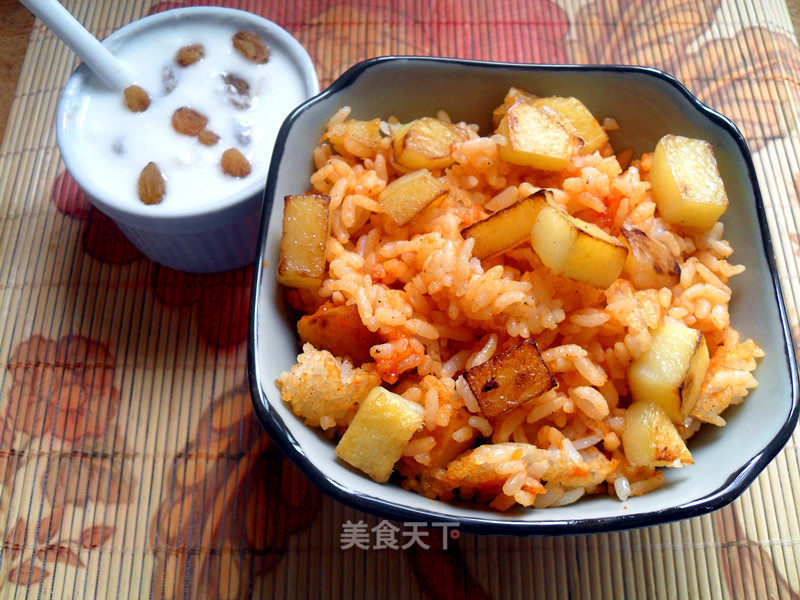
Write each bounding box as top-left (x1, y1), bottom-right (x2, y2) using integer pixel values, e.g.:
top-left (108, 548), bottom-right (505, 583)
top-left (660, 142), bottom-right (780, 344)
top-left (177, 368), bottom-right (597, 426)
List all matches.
top-left (0, 1), bottom-right (799, 599)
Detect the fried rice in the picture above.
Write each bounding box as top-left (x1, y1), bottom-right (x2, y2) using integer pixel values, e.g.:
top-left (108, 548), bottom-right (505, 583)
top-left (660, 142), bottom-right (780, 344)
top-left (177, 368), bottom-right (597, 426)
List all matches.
top-left (276, 102), bottom-right (762, 510)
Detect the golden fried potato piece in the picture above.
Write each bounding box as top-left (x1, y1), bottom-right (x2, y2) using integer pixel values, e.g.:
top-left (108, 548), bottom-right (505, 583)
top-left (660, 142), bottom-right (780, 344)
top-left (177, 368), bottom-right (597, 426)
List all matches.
top-left (533, 96), bottom-right (609, 154)
top-left (628, 319), bottom-right (710, 423)
top-left (496, 100), bottom-right (583, 171)
top-left (297, 303), bottom-right (380, 365)
top-left (464, 339), bottom-right (555, 418)
top-left (277, 194), bottom-right (330, 290)
top-left (378, 169), bottom-right (446, 226)
top-left (622, 401), bottom-right (693, 467)
top-left (620, 226), bottom-right (681, 290)
top-left (335, 386), bottom-right (424, 482)
top-left (393, 117), bottom-right (470, 170)
top-left (326, 118), bottom-right (383, 158)
top-left (531, 204), bottom-right (628, 289)
top-left (492, 87), bottom-right (538, 127)
top-left (461, 190), bottom-right (550, 259)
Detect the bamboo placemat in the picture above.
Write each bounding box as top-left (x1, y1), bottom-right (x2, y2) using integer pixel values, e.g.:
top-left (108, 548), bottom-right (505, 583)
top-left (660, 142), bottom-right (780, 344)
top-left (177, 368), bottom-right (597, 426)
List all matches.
top-left (0, 1), bottom-right (799, 598)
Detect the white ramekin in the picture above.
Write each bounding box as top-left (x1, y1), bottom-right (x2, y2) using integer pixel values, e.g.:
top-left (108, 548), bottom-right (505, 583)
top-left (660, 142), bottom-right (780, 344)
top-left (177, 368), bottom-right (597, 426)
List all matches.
top-left (56, 7), bottom-right (319, 273)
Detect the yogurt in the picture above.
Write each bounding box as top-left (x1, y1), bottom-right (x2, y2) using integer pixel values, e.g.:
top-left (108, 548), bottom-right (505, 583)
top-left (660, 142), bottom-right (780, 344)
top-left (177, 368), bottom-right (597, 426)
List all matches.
top-left (66, 20), bottom-right (306, 210)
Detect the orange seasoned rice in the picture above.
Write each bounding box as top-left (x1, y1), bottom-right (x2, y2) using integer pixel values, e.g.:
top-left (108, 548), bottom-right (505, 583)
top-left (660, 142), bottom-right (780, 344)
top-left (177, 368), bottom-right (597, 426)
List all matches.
top-left (276, 100), bottom-right (763, 510)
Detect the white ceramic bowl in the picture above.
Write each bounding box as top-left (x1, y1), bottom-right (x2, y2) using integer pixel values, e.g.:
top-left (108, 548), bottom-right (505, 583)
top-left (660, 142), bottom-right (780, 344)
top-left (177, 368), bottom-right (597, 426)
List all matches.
top-left (56, 7), bottom-right (319, 273)
top-left (249, 57), bottom-right (799, 534)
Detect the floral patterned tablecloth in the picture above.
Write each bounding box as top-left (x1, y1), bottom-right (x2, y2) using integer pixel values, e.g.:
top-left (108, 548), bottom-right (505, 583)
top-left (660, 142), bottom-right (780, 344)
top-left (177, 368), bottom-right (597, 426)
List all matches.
top-left (1, 1), bottom-right (799, 598)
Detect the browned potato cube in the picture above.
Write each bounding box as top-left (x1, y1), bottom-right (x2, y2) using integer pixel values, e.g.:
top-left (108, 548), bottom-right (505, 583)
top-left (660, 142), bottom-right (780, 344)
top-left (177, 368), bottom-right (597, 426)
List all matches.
top-left (297, 303), bottom-right (380, 365)
top-left (326, 119), bottom-right (383, 158)
top-left (335, 386), bottom-right (425, 482)
top-left (622, 401), bottom-right (693, 467)
top-left (492, 87), bottom-right (538, 127)
top-left (393, 117), bottom-right (471, 170)
top-left (378, 169), bottom-right (447, 226)
top-left (461, 190), bottom-right (550, 259)
top-left (277, 194), bottom-right (330, 290)
top-left (531, 204), bottom-right (628, 289)
top-left (532, 96), bottom-right (609, 154)
top-left (628, 319), bottom-right (710, 423)
top-left (620, 226), bottom-right (681, 290)
top-left (496, 100), bottom-right (583, 171)
top-left (464, 339), bottom-right (555, 418)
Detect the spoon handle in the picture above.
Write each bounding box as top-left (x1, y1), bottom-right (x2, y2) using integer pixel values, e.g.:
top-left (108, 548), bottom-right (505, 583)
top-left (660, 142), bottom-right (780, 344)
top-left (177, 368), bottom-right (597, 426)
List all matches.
top-left (20, 0), bottom-right (134, 90)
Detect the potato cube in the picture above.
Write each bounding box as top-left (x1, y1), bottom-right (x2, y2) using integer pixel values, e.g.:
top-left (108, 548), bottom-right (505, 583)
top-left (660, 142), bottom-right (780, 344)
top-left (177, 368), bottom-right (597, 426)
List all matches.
top-left (649, 134), bottom-right (729, 230)
top-left (326, 119), bottom-right (383, 158)
top-left (622, 401), bottom-right (693, 467)
top-left (533, 96), bottom-right (609, 154)
top-left (335, 386), bottom-right (425, 482)
top-left (464, 339), bottom-right (555, 418)
top-left (628, 319), bottom-right (710, 423)
top-left (277, 194), bottom-right (330, 289)
top-left (492, 86), bottom-right (539, 127)
top-left (393, 117), bottom-right (470, 170)
top-left (531, 204), bottom-right (628, 288)
top-left (620, 226), bottom-right (681, 290)
top-left (297, 303), bottom-right (380, 365)
top-left (461, 190), bottom-right (550, 259)
top-left (378, 169), bottom-right (447, 226)
top-left (496, 100), bottom-right (583, 171)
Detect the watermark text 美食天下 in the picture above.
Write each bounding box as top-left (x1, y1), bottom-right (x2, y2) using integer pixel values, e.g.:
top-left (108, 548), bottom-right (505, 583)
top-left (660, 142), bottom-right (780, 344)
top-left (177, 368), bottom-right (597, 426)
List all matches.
top-left (340, 520), bottom-right (460, 550)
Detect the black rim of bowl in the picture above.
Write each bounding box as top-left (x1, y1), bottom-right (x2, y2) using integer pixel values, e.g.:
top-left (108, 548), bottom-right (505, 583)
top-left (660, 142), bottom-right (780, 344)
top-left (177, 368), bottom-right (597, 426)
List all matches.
top-left (248, 56), bottom-right (800, 536)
